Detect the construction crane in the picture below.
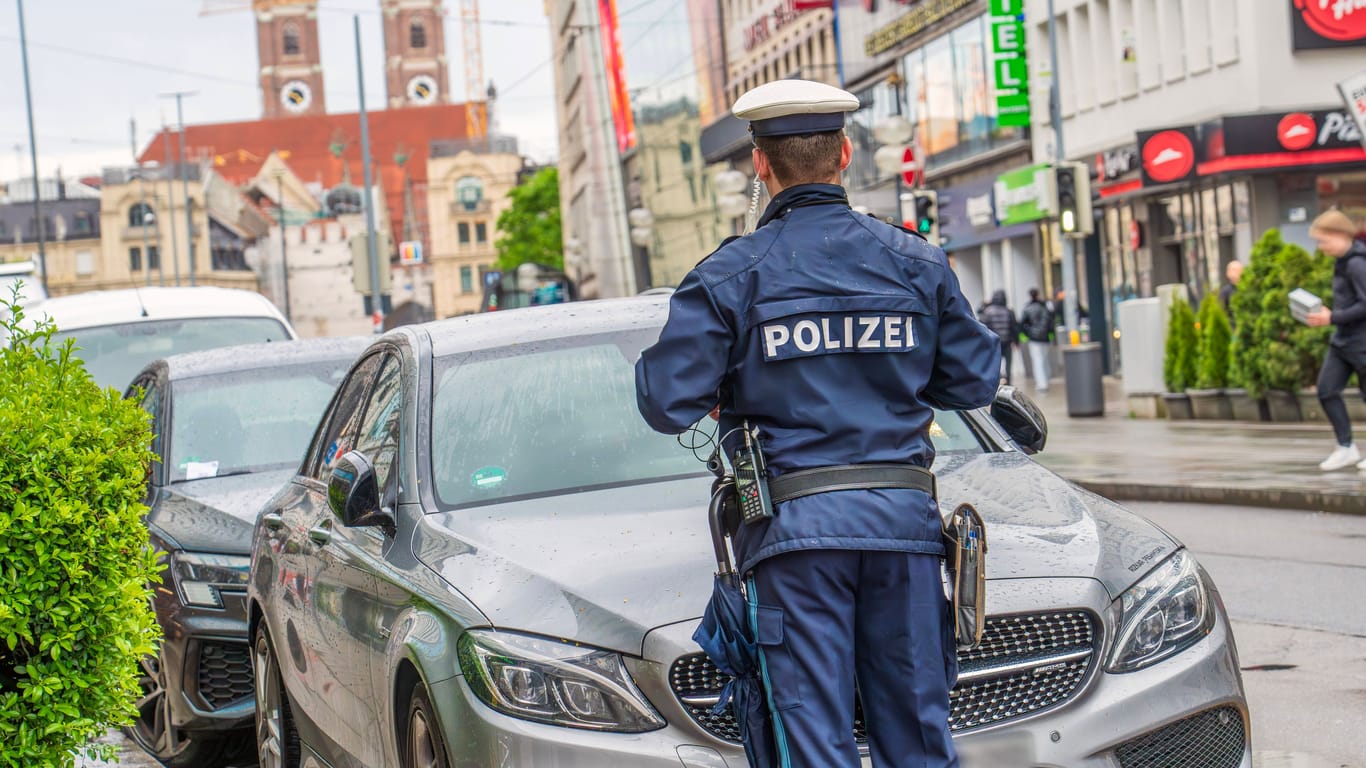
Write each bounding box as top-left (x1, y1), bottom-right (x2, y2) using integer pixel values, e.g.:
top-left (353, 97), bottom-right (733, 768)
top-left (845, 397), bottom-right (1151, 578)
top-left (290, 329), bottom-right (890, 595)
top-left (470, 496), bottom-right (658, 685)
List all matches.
top-left (460, 0), bottom-right (487, 139)
top-left (198, 0), bottom-right (255, 14)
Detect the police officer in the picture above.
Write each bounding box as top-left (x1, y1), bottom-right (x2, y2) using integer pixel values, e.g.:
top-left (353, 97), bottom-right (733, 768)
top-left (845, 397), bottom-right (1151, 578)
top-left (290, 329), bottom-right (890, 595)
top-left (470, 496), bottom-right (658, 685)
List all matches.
top-left (635, 80), bottom-right (1000, 768)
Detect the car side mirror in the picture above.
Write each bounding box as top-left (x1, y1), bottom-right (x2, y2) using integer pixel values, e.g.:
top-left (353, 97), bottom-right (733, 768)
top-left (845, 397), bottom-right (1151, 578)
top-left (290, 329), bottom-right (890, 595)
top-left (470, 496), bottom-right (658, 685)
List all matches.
top-left (328, 451), bottom-right (395, 532)
top-left (991, 385), bottom-right (1048, 454)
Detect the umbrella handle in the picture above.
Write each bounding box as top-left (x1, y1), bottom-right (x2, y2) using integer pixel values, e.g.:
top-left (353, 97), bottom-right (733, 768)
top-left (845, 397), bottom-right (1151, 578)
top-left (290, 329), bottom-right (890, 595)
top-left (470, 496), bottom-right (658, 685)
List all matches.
top-left (709, 482), bottom-right (737, 577)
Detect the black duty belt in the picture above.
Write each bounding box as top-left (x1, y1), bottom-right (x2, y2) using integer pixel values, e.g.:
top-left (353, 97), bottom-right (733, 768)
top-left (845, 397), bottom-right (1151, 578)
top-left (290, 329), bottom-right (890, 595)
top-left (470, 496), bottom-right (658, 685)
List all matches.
top-left (768, 464), bottom-right (936, 504)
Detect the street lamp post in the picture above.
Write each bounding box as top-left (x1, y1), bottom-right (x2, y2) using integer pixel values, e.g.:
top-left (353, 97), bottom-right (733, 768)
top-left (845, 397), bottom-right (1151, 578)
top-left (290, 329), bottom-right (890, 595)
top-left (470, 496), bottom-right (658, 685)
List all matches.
top-left (275, 172), bottom-right (292, 321)
top-left (1047, 0), bottom-right (1079, 338)
top-left (16, 0), bottom-right (48, 295)
top-left (168, 92), bottom-right (198, 286)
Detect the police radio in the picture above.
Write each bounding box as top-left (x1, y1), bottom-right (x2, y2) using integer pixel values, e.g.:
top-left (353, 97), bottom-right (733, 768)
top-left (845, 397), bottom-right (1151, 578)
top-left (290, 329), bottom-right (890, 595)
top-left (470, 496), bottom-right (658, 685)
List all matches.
top-left (731, 424), bottom-right (775, 525)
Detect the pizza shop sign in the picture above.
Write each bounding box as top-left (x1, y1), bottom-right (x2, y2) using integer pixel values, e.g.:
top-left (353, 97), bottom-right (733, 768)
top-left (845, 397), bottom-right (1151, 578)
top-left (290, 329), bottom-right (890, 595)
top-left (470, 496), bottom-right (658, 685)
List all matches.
top-left (1292, 0), bottom-right (1366, 50)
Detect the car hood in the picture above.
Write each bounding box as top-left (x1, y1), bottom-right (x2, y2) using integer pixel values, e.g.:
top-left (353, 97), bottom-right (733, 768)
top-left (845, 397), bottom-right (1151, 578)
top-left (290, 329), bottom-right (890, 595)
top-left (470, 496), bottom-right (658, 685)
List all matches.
top-left (417, 453), bottom-right (1177, 656)
top-left (146, 469), bottom-right (295, 554)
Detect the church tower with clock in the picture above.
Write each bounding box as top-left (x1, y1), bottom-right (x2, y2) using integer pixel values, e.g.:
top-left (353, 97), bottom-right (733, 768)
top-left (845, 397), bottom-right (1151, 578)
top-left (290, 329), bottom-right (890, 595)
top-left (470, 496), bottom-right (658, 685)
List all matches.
top-left (255, 0), bottom-right (326, 118)
top-left (381, 0), bottom-right (450, 109)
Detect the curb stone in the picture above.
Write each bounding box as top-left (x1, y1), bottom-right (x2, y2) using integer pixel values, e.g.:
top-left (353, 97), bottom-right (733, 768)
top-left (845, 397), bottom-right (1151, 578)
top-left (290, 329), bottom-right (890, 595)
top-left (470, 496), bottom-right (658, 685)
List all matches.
top-left (1073, 480), bottom-right (1366, 516)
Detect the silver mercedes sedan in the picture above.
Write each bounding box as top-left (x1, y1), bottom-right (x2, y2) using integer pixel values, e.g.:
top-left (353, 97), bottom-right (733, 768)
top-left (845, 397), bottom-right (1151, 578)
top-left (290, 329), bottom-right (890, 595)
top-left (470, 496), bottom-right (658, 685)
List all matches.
top-left (247, 295), bottom-right (1248, 768)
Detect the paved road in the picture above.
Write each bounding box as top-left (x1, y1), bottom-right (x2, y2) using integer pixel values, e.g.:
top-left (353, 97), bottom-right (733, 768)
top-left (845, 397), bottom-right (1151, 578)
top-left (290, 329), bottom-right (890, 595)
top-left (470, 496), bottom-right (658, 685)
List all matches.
top-left (92, 500), bottom-right (1364, 768)
top-left (1126, 501), bottom-right (1366, 768)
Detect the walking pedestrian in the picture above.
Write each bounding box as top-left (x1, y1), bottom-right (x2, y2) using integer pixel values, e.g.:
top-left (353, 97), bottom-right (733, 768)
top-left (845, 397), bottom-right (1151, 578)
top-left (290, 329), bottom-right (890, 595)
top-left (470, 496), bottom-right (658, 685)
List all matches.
top-left (635, 79), bottom-right (1000, 768)
top-left (1219, 260), bottom-right (1243, 319)
top-left (1304, 209), bottom-right (1366, 471)
top-left (979, 289), bottom-right (1020, 385)
top-left (1021, 287), bottom-right (1053, 391)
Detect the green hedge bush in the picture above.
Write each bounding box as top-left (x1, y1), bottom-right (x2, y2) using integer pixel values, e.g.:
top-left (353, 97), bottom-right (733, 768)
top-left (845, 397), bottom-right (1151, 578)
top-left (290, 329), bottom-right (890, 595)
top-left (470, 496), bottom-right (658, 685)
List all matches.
top-left (1228, 230), bottom-right (1333, 396)
top-left (1194, 293), bottom-right (1232, 390)
top-left (1163, 297), bottom-right (1197, 393)
top-left (0, 290), bottom-right (161, 767)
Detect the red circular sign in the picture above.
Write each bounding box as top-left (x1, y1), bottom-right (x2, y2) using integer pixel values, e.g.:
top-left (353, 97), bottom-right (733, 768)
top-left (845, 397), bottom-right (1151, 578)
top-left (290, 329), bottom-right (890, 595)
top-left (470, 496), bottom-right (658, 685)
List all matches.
top-left (1294, 0), bottom-right (1366, 42)
top-left (1142, 130), bottom-right (1195, 183)
top-left (1277, 112), bottom-right (1317, 151)
top-left (901, 146), bottom-right (919, 186)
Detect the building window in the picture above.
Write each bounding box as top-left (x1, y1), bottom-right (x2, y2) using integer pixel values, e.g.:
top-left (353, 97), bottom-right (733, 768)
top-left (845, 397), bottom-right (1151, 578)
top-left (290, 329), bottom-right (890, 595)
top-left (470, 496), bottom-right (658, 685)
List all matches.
top-left (26, 216), bottom-right (53, 240)
top-left (129, 247), bottom-right (142, 271)
top-left (458, 222), bottom-right (471, 244)
top-left (283, 23), bottom-right (301, 55)
top-left (128, 202), bottom-right (153, 228)
top-left (460, 265), bottom-right (473, 293)
top-left (148, 245), bottom-right (160, 271)
top-left (0, 221), bottom-right (7, 239)
top-left (475, 221), bottom-right (488, 244)
top-left (75, 251), bottom-right (94, 277)
top-left (73, 210), bottom-right (95, 236)
top-left (410, 17), bottom-right (427, 49)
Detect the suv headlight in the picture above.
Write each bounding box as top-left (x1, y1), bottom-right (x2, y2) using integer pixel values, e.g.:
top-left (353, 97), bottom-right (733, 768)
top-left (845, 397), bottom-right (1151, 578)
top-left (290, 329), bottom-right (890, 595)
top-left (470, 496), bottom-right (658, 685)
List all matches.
top-left (172, 552), bottom-right (251, 608)
top-left (457, 630), bottom-right (665, 733)
top-left (1107, 549), bottom-right (1215, 673)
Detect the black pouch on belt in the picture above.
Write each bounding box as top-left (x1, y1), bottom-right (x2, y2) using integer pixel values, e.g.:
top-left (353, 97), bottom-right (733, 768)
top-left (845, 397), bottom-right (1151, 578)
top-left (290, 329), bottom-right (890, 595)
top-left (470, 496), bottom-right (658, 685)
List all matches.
top-left (943, 502), bottom-right (987, 650)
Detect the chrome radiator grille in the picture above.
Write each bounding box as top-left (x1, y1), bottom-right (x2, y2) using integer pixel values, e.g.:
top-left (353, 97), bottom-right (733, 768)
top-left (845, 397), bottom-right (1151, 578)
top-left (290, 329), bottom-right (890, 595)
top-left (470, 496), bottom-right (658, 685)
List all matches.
top-left (1115, 706), bottom-right (1247, 768)
top-left (669, 610), bottom-right (1097, 744)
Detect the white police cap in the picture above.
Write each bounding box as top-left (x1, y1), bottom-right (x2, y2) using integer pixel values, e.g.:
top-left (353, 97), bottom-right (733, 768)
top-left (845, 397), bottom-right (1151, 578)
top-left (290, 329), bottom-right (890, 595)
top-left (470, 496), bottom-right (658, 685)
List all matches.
top-left (732, 79), bottom-right (860, 138)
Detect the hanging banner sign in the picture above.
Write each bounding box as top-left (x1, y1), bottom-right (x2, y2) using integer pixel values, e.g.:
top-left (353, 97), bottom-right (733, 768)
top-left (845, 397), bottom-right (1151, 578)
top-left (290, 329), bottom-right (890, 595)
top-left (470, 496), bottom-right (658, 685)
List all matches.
top-left (1338, 68), bottom-right (1366, 152)
top-left (988, 0), bottom-right (1030, 128)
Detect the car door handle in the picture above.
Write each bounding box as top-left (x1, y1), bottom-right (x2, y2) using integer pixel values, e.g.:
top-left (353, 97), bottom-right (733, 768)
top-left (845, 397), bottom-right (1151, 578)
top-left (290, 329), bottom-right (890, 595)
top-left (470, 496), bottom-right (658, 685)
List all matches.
top-left (262, 512), bottom-right (285, 531)
top-left (308, 524), bottom-right (332, 546)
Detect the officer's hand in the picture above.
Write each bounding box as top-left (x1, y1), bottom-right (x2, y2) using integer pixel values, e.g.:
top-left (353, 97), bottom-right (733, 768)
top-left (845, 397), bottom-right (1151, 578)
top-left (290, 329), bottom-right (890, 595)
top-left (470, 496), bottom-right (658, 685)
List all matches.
top-left (1306, 307), bottom-right (1332, 327)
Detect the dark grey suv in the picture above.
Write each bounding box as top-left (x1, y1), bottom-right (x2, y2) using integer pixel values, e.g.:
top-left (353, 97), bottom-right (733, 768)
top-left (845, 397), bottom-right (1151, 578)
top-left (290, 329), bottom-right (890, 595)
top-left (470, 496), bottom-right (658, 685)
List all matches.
top-left (124, 337), bottom-right (366, 767)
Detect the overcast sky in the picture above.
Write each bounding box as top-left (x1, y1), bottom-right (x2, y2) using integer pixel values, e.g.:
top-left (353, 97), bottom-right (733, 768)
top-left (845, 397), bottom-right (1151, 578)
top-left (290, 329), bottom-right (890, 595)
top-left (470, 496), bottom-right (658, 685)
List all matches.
top-left (0, 0), bottom-right (558, 182)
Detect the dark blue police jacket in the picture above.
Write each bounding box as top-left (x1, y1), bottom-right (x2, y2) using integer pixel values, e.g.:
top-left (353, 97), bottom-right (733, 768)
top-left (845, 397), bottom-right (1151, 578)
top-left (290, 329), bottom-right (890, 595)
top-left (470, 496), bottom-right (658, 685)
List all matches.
top-left (636, 183), bottom-right (1001, 575)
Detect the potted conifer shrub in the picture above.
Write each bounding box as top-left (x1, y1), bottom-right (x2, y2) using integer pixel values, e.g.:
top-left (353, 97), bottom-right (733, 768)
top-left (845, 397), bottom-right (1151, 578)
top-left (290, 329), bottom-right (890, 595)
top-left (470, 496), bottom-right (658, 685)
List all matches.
top-left (1189, 293), bottom-right (1233, 419)
top-left (1226, 329), bottom-right (1266, 421)
top-left (1162, 297), bottom-right (1197, 420)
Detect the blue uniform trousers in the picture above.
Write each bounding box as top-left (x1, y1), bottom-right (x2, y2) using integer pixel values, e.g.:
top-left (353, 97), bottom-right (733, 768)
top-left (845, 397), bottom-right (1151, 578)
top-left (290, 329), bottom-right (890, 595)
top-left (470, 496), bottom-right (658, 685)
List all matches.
top-left (746, 549), bottom-right (959, 768)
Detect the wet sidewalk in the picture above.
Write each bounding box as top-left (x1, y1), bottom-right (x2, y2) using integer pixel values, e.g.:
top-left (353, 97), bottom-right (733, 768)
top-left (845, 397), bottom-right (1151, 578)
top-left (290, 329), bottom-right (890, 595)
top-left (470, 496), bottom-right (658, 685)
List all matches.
top-left (1025, 377), bottom-right (1366, 514)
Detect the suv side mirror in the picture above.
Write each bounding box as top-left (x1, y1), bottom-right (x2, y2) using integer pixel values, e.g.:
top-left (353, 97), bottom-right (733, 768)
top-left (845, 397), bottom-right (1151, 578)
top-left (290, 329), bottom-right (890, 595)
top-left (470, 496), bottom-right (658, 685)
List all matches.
top-left (991, 385), bottom-right (1048, 454)
top-left (328, 451), bottom-right (395, 532)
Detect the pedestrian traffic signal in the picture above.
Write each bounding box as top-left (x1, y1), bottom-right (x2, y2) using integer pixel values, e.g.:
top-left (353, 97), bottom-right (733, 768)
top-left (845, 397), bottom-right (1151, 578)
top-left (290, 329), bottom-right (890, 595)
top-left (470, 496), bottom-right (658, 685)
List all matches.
top-left (1053, 162), bottom-right (1093, 237)
top-left (907, 190), bottom-right (939, 245)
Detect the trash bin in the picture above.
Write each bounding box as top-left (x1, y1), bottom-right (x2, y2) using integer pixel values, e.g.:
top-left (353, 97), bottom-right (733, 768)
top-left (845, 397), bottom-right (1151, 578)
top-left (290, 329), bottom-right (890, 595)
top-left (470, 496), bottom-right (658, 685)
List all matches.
top-left (1063, 342), bottom-right (1105, 417)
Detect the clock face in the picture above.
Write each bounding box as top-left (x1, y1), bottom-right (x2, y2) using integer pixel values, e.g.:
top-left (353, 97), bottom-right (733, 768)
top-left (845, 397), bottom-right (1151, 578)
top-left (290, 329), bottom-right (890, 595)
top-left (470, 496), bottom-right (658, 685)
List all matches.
top-left (281, 80), bottom-right (313, 112)
top-left (407, 75), bottom-right (438, 106)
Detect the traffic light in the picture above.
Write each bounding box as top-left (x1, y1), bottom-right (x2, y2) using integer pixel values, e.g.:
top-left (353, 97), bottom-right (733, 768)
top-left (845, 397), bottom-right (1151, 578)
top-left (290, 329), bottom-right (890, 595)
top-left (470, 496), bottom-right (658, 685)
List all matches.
top-left (1053, 162), bottom-right (1094, 237)
top-left (906, 190), bottom-right (939, 245)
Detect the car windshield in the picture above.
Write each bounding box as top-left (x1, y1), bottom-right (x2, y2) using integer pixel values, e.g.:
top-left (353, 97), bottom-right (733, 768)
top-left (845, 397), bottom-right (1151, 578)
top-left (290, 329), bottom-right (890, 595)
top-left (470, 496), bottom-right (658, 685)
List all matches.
top-left (55, 317), bottom-right (292, 389)
top-left (430, 330), bottom-right (984, 509)
top-left (168, 361), bottom-right (348, 483)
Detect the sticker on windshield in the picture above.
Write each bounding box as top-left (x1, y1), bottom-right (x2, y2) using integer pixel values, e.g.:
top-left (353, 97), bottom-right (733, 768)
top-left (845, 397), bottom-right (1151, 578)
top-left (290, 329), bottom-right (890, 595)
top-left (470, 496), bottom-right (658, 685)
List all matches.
top-left (184, 460), bottom-right (220, 480)
top-left (471, 466), bottom-right (507, 491)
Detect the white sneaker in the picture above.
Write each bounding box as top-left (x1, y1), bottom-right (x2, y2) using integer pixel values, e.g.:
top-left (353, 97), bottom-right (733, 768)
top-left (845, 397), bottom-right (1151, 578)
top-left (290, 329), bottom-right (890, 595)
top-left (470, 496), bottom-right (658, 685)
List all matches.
top-left (1358, 456), bottom-right (1366, 471)
top-left (1320, 443), bottom-right (1361, 471)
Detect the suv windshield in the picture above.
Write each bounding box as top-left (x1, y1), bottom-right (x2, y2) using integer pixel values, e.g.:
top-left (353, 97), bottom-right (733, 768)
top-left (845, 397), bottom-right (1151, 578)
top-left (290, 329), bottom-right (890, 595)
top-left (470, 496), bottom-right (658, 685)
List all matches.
top-left (168, 361), bottom-right (348, 483)
top-left (56, 317), bottom-right (291, 389)
top-left (430, 331), bottom-right (983, 509)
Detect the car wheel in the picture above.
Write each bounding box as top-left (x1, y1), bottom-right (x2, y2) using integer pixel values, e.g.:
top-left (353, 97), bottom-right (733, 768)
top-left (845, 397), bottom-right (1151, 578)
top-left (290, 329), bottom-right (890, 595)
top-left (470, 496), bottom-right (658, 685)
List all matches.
top-left (254, 624), bottom-right (302, 768)
top-left (126, 648), bottom-right (247, 767)
top-left (404, 685), bottom-right (451, 768)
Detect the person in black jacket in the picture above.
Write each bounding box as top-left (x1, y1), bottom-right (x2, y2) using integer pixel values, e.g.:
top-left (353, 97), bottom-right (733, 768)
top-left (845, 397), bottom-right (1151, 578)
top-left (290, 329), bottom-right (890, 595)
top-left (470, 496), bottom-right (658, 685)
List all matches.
top-left (979, 289), bottom-right (1020, 385)
top-left (1021, 288), bottom-right (1053, 391)
top-left (1305, 210), bottom-right (1366, 471)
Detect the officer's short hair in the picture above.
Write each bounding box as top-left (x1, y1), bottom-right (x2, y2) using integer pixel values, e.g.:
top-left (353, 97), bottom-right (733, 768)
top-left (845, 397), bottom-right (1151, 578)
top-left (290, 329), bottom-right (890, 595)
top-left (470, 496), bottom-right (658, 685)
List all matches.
top-left (755, 130), bottom-right (844, 187)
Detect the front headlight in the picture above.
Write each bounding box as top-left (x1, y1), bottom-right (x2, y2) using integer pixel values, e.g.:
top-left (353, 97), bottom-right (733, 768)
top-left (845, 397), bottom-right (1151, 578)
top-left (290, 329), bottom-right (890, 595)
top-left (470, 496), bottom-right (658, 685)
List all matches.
top-left (457, 630), bottom-right (665, 733)
top-left (172, 552), bottom-right (251, 608)
top-left (1107, 549), bottom-right (1215, 673)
